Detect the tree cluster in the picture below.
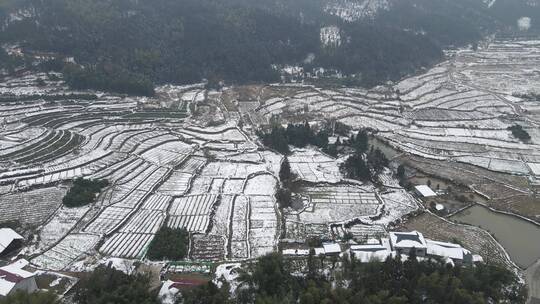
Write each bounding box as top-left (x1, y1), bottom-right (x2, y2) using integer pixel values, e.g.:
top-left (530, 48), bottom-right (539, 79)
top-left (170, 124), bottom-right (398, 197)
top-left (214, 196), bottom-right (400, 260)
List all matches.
top-left (182, 252), bottom-right (526, 304)
top-left (340, 130), bottom-right (389, 182)
top-left (146, 227), bottom-right (189, 261)
top-left (0, 290), bottom-right (58, 304)
top-left (258, 122), bottom-right (329, 155)
top-left (74, 265), bottom-right (158, 304)
top-left (63, 64), bottom-right (155, 97)
top-left (276, 157), bottom-right (294, 209)
top-left (62, 178), bottom-right (109, 208)
top-left (508, 125), bottom-right (531, 142)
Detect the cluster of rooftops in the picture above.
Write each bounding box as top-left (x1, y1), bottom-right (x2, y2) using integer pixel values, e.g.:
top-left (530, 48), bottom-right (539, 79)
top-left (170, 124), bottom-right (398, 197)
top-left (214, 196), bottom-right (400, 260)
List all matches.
top-left (0, 228), bottom-right (37, 298)
top-left (284, 231), bottom-right (483, 266)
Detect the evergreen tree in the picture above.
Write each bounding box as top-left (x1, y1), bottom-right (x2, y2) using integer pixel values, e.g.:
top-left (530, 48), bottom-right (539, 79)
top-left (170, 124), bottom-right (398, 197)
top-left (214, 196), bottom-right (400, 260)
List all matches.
top-left (279, 157), bottom-right (292, 184)
top-left (397, 165), bottom-right (406, 179)
top-left (354, 130), bottom-right (369, 153)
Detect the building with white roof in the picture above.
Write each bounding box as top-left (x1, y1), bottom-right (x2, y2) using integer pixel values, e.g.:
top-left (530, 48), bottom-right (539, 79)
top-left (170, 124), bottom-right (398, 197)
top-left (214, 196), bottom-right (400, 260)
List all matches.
top-left (0, 259), bottom-right (37, 298)
top-left (426, 240), bottom-right (472, 265)
top-left (0, 228), bottom-right (23, 255)
top-left (350, 238), bottom-right (394, 262)
top-left (389, 231), bottom-right (427, 257)
top-left (414, 185), bottom-right (437, 198)
top-left (322, 243), bottom-right (341, 255)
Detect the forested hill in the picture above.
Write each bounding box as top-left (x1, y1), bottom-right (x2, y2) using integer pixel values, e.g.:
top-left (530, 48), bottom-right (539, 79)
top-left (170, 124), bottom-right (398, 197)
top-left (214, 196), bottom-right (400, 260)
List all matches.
top-left (0, 0), bottom-right (538, 95)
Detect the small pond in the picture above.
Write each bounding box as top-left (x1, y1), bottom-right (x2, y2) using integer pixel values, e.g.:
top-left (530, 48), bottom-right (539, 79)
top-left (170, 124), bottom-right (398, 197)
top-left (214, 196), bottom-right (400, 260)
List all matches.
top-left (451, 204), bottom-right (540, 268)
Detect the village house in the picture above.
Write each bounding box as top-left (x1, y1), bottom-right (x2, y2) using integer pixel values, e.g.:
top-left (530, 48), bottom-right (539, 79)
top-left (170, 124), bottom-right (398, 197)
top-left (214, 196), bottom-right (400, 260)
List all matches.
top-left (0, 228), bottom-right (24, 256)
top-left (414, 185), bottom-right (437, 198)
top-left (389, 231), bottom-right (428, 257)
top-left (0, 260), bottom-right (38, 298)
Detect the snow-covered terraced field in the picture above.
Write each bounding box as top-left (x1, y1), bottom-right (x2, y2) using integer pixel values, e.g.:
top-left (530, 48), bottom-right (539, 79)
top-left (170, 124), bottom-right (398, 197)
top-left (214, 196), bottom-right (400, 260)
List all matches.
top-left (1, 36), bottom-right (538, 272)
top-left (286, 184), bottom-right (382, 226)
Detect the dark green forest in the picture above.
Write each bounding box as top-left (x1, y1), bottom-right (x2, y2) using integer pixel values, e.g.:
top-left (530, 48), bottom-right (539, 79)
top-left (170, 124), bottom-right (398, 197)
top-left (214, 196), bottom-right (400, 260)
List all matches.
top-left (1, 0), bottom-right (529, 94)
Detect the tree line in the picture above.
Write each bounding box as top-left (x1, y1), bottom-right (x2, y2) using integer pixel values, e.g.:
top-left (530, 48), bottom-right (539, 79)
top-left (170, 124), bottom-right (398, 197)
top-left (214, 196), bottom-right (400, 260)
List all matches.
top-left (180, 252), bottom-right (526, 304)
top-left (1, 251), bottom-right (525, 303)
top-left (257, 122), bottom-right (330, 155)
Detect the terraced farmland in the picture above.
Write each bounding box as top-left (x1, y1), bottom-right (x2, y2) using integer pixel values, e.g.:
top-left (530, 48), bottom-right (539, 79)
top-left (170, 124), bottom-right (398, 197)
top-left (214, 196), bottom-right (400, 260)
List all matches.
top-left (0, 36), bottom-right (538, 280)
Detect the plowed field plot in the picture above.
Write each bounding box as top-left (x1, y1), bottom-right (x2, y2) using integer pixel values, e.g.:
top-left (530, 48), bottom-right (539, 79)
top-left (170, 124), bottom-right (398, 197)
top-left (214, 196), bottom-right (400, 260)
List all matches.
top-left (0, 187), bottom-right (65, 226)
top-left (32, 233), bottom-right (100, 271)
top-left (167, 195), bottom-right (218, 232)
top-left (190, 234), bottom-right (225, 261)
top-left (100, 232), bottom-right (154, 259)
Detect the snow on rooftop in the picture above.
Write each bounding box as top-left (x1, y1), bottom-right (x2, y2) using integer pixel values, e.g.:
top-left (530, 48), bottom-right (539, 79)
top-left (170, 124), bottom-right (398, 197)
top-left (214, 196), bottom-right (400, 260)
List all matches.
top-left (282, 249), bottom-right (310, 256)
top-left (314, 247), bottom-right (325, 255)
top-left (0, 259), bottom-right (34, 296)
top-left (414, 185), bottom-right (437, 197)
top-left (352, 249), bottom-right (393, 263)
top-left (323, 243), bottom-right (341, 254)
top-left (158, 280), bottom-right (180, 304)
top-left (389, 231), bottom-right (427, 249)
top-left (0, 228), bottom-right (23, 254)
top-left (426, 239), bottom-right (467, 260)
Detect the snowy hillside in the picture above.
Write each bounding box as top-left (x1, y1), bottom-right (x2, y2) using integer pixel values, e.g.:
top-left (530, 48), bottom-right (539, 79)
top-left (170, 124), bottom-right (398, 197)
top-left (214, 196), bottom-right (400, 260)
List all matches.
top-left (325, 0), bottom-right (390, 21)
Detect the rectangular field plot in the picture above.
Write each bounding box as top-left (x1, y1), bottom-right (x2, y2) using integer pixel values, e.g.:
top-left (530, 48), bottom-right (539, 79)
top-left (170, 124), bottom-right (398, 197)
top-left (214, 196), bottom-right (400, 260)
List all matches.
top-left (248, 196), bottom-right (277, 258)
top-left (290, 185), bottom-right (381, 225)
top-left (141, 194), bottom-right (172, 211)
top-left (32, 233), bottom-right (99, 271)
top-left (222, 179), bottom-right (245, 194)
top-left (34, 206), bottom-right (90, 252)
top-left (200, 162), bottom-right (267, 179)
top-left (243, 174), bottom-right (276, 196)
top-left (140, 141), bottom-right (193, 167)
top-left (119, 210), bottom-right (165, 234)
top-left (84, 206), bottom-right (133, 234)
top-left (167, 194), bottom-right (218, 232)
top-left (230, 196), bottom-right (249, 259)
top-left (289, 150), bottom-right (342, 183)
top-left (100, 232), bottom-right (154, 259)
top-left (189, 234), bottom-right (225, 261)
top-left (177, 156), bottom-right (206, 173)
top-left (158, 171), bottom-right (192, 196)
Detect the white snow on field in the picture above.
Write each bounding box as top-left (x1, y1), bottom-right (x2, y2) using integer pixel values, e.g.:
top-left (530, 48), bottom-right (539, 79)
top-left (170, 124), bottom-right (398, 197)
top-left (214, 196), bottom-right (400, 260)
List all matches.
top-left (243, 174), bottom-right (276, 195)
top-left (374, 189), bottom-right (419, 226)
top-left (288, 185), bottom-right (381, 225)
top-left (288, 149), bottom-right (342, 183)
top-left (527, 163), bottom-right (540, 176)
top-left (32, 206), bottom-right (90, 253)
top-left (32, 233), bottom-right (99, 271)
top-left (325, 0), bottom-right (390, 21)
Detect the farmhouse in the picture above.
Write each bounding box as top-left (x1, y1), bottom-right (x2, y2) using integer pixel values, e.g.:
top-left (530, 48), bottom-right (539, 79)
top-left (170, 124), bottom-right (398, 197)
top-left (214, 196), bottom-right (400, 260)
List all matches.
top-left (322, 243), bottom-right (341, 255)
top-left (350, 238), bottom-right (393, 262)
top-left (389, 231), bottom-right (427, 257)
top-left (414, 185), bottom-right (437, 198)
top-left (0, 228), bottom-right (23, 255)
top-left (426, 239), bottom-right (473, 265)
top-left (0, 260), bottom-right (38, 298)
